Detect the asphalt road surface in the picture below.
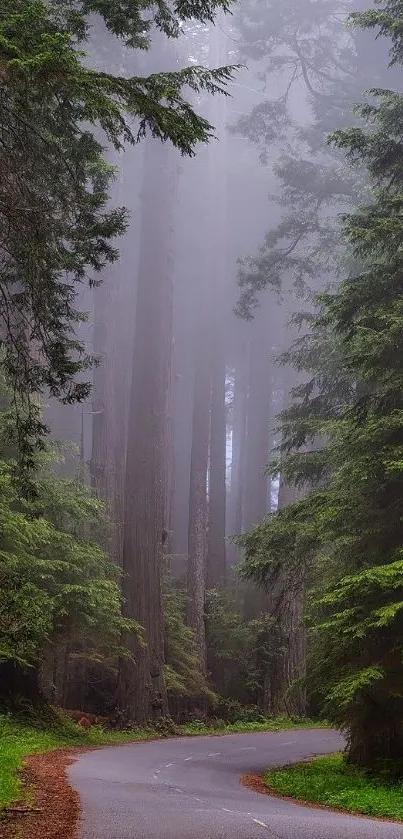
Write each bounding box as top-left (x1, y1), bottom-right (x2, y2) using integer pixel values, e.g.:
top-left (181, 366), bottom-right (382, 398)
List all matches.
top-left (69, 729), bottom-right (402, 839)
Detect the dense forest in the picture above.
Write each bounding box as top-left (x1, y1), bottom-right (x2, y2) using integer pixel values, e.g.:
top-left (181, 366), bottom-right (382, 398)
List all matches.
top-left (3, 0), bottom-right (403, 779)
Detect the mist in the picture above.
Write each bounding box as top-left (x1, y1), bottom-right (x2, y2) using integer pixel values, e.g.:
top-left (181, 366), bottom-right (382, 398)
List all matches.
top-left (43, 0), bottom-right (396, 719)
top-left (3, 0), bottom-right (402, 752)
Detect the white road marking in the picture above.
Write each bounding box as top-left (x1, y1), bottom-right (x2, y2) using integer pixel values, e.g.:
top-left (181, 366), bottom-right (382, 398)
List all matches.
top-left (281, 740), bottom-right (296, 745)
top-left (222, 808), bottom-right (236, 814)
top-left (208, 752), bottom-right (220, 757)
top-left (155, 769), bottom-right (160, 774)
top-left (175, 788), bottom-right (182, 793)
top-left (240, 746), bottom-right (257, 751)
top-left (165, 763), bottom-right (174, 768)
top-left (252, 818), bottom-right (268, 828)
top-left (184, 757), bottom-right (192, 761)
top-left (153, 774), bottom-right (158, 780)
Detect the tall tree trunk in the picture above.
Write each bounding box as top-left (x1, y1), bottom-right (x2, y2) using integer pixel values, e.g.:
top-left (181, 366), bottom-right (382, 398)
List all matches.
top-left (241, 312), bottom-right (274, 623)
top-left (264, 354), bottom-right (307, 717)
top-left (163, 206), bottom-right (177, 561)
top-left (89, 143), bottom-right (138, 566)
top-left (90, 266), bottom-right (131, 567)
top-left (187, 319), bottom-right (211, 673)
top-left (273, 476), bottom-right (306, 716)
top-left (187, 20), bottom-right (228, 661)
top-left (116, 132), bottom-right (178, 724)
top-left (242, 320), bottom-right (272, 532)
top-left (207, 342), bottom-right (227, 587)
top-left (170, 349), bottom-right (193, 579)
top-left (205, 19), bottom-right (228, 589)
top-left (227, 349), bottom-right (248, 568)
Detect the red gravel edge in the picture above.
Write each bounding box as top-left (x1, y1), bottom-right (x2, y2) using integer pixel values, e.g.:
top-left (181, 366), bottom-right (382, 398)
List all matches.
top-left (240, 772), bottom-right (403, 825)
top-left (0, 747), bottom-right (94, 839)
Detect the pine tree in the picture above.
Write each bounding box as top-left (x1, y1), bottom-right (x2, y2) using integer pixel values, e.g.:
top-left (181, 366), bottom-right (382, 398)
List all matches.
top-left (116, 122), bottom-right (178, 723)
top-left (0, 0), bottom-right (235, 470)
top-left (0, 439), bottom-right (134, 705)
top-left (241, 2), bottom-right (403, 769)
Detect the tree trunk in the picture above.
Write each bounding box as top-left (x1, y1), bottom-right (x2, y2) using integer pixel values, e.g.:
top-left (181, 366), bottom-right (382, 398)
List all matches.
top-left (242, 314), bottom-right (274, 622)
top-left (204, 19), bottom-right (228, 590)
top-left (170, 351), bottom-right (193, 580)
top-left (90, 274), bottom-right (130, 567)
top-left (271, 476), bottom-right (306, 716)
top-left (207, 335), bottom-right (227, 588)
top-left (242, 325), bottom-right (272, 532)
top-left (264, 357), bottom-right (307, 717)
top-left (116, 133), bottom-right (178, 724)
top-left (187, 321), bottom-right (211, 673)
top-left (347, 709), bottom-right (403, 768)
top-left (227, 350), bottom-right (248, 568)
top-left (89, 146), bottom-right (137, 567)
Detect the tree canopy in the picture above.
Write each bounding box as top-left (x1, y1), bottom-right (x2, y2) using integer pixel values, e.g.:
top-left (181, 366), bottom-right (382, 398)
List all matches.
top-left (0, 0), bottom-right (235, 469)
top-left (240, 0), bottom-right (403, 767)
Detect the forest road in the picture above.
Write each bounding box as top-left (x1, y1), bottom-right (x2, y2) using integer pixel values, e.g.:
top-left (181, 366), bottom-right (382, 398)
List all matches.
top-left (69, 729), bottom-right (402, 839)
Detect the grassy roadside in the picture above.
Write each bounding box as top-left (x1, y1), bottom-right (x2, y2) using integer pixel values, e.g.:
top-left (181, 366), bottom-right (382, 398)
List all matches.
top-left (179, 717), bottom-right (327, 736)
top-left (264, 754), bottom-right (403, 821)
top-left (0, 712), bottom-right (143, 810)
top-left (0, 711), bottom-right (325, 810)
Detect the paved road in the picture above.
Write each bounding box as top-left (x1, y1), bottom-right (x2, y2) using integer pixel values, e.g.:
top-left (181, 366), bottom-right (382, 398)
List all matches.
top-left (69, 729), bottom-right (402, 838)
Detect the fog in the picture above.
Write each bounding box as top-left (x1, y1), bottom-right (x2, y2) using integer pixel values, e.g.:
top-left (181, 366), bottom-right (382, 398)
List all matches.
top-left (42, 0), bottom-right (398, 716)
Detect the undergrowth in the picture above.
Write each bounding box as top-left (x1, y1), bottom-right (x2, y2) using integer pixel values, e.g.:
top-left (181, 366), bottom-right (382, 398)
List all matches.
top-left (264, 754), bottom-right (403, 821)
top-left (0, 711), bottom-right (153, 810)
top-left (180, 716), bottom-right (326, 735)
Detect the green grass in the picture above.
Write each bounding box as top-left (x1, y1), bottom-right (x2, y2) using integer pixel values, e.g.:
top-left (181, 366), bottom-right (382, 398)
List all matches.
top-left (264, 754), bottom-right (403, 821)
top-left (0, 711), bottom-right (325, 811)
top-left (0, 711), bottom-right (159, 810)
top-left (180, 716), bottom-right (326, 735)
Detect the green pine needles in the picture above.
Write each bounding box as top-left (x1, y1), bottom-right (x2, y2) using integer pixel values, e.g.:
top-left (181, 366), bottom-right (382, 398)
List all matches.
top-left (0, 0), bottom-right (236, 471)
top-left (240, 2), bottom-right (403, 770)
top-left (0, 449), bottom-right (138, 684)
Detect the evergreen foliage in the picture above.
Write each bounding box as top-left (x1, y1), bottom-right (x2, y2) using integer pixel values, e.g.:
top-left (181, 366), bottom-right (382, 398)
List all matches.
top-left (240, 1), bottom-right (403, 769)
top-left (0, 0), bottom-right (236, 469)
top-left (163, 582), bottom-right (284, 714)
top-left (0, 445), bottom-right (137, 707)
top-left (164, 579), bottom-right (217, 706)
top-left (206, 588), bottom-right (287, 714)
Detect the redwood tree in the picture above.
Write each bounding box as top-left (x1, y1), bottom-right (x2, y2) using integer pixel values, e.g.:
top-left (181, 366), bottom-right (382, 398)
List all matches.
top-left (116, 128), bottom-right (179, 722)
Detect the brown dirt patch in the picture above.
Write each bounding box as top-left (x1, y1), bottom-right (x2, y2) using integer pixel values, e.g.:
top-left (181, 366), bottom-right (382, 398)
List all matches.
top-left (0, 747), bottom-right (92, 839)
top-left (241, 773), bottom-right (403, 824)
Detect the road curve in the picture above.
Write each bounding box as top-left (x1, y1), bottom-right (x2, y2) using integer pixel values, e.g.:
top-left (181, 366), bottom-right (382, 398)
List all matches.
top-left (69, 729), bottom-right (402, 839)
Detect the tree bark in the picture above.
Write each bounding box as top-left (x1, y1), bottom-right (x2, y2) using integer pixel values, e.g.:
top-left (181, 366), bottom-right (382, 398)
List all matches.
top-left (116, 133), bottom-right (178, 723)
top-left (207, 332), bottom-right (227, 588)
top-left (89, 145), bottom-right (138, 567)
top-left (90, 271), bottom-right (131, 567)
top-left (272, 476), bottom-right (306, 716)
top-left (241, 313), bottom-right (274, 623)
top-left (242, 323), bottom-right (272, 532)
top-left (264, 357), bottom-right (307, 717)
top-left (170, 348), bottom-right (193, 580)
top-left (227, 350), bottom-right (248, 568)
top-left (187, 20), bottom-right (229, 665)
top-left (187, 319), bottom-right (211, 673)
top-left (205, 19), bottom-right (228, 590)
